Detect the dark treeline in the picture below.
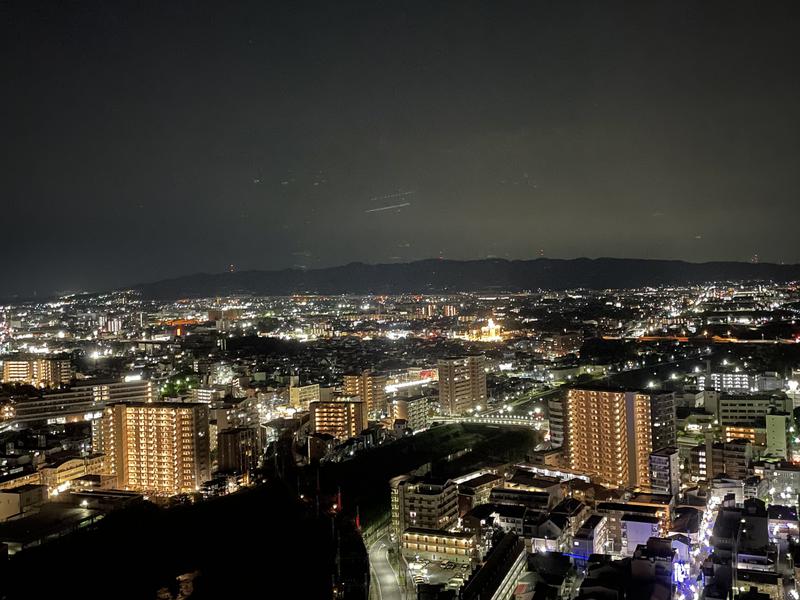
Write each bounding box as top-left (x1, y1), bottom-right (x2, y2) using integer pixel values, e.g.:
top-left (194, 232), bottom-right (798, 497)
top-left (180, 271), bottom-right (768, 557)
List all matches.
top-left (1, 482), bottom-right (334, 600)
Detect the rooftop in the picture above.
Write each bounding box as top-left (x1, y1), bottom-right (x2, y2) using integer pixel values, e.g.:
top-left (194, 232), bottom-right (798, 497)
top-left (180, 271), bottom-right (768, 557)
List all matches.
top-left (623, 513), bottom-right (660, 524)
top-left (0, 505), bottom-right (102, 545)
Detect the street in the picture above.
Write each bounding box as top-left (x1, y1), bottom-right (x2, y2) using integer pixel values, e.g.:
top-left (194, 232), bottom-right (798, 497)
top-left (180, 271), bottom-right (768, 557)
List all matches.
top-left (369, 535), bottom-right (404, 600)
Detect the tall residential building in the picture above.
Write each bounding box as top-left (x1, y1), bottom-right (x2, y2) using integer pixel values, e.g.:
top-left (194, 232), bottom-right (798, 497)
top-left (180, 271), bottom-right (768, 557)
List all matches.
top-left (2, 357), bottom-right (72, 388)
top-left (697, 372), bottom-right (756, 393)
top-left (391, 396), bottom-right (429, 432)
top-left (438, 355), bottom-right (487, 415)
top-left (343, 370), bottom-right (388, 415)
top-left (649, 392), bottom-right (677, 451)
top-left (288, 383), bottom-right (320, 410)
top-left (565, 388), bottom-right (653, 489)
top-left (689, 442), bottom-right (709, 481)
top-left (390, 475), bottom-right (459, 540)
top-left (309, 397), bottom-right (368, 440)
top-left (93, 402), bottom-right (210, 496)
top-left (649, 447), bottom-right (680, 497)
top-left (217, 427), bottom-right (260, 480)
top-left (442, 304), bottom-right (458, 317)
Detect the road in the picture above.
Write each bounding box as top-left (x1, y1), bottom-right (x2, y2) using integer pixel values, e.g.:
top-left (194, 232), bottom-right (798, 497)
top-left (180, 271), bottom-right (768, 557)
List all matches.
top-left (369, 535), bottom-right (403, 600)
top-left (492, 386), bottom-right (561, 415)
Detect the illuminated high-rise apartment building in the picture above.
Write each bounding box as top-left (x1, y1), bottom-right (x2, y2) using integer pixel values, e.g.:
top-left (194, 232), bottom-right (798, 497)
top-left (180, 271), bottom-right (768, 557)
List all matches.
top-left (437, 355), bottom-right (487, 415)
top-left (93, 402), bottom-right (210, 496)
top-left (565, 388), bottom-right (654, 489)
top-left (309, 397), bottom-right (368, 440)
top-left (1, 356), bottom-right (72, 388)
top-left (343, 370), bottom-right (387, 415)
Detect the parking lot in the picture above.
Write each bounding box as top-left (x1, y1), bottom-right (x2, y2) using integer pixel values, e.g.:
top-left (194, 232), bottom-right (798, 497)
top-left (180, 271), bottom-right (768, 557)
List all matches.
top-left (407, 558), bottom-right (472, 591)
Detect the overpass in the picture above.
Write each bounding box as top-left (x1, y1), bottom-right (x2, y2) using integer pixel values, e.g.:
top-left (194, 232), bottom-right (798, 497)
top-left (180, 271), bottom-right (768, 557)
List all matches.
top-left (432, 414), bottom-right (548, 431)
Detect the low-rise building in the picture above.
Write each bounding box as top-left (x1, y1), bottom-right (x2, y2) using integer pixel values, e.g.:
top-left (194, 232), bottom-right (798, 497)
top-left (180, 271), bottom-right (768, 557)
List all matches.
top-left (621, 514), bottom-right (661, 557)
top-left (572, 514), bottom-right (608, 563)
top-left (0, 504), bottom-right (102, 555)
top-left (400, 529), bottom-right (477, 564)
top-left (38, 453), bottom-right (105, 496)
top-left (458, 473), bottom-right (504, 509)
top-left (390, 476), bottom-right (459, 540)
top-left (0, 484), bottom-right (46, 521)
top-left (630, 537), bottom-right (675, 586)
top-left (460, 533), bottom-right (525, 600)
top-left (596, 500), bottom-right (667, 555)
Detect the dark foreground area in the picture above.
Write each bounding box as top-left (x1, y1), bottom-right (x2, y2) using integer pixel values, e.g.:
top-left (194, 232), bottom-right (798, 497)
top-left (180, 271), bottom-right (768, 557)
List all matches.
top-left (1, 482), bottom-right (335, 600)
top-left (0, 423), bottom-right (538, 600)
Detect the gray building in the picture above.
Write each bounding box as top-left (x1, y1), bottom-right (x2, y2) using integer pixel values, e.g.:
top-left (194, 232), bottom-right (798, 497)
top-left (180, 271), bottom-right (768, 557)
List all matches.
top-left (649, 447), bottom-right (680, 497)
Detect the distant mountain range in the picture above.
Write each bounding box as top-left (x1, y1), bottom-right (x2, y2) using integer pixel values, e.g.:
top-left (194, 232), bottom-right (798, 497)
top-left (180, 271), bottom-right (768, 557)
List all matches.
top-left (131, 257), bottom-right (800, 299)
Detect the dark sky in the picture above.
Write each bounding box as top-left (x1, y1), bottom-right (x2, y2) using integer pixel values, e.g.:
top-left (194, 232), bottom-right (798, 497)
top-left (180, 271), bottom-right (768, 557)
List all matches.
top-left (2, 1), bottom-right (799, 295)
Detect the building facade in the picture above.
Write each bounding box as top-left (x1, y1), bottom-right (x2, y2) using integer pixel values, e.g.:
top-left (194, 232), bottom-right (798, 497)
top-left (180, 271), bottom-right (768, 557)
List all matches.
top-left (765, 412), bottom-right (790, 459)
top-left (217, 427), bottom-right (260, 479)
top-left (390, 475), bottom-right (459, 540)
top-left (565, 388), bottom-right (653, 489)
top-left (309, 397), bottom-right (368, 440)
top-left (1, 357), bottom-right (72, 388)
top-left (649, 392), bottom-right (677, 451)
top-left (93, 402), bottom-right (210, 496)
top-left (343, 370), bottom-right (388, 416)
top-left (13, 378), bottom-right (154, 424)
top-left (547, 394), bottom-right (566, 449)
top-left (400, 529), bottom-right (477, 564)
top-left (288, 383), bottom-right (320, 410)
top-left (649, 447), bottom-right (680, 497)
top-left (391, 396), bottom-right (428, 432)
top-left (438, 355), bottom-right (487, 416)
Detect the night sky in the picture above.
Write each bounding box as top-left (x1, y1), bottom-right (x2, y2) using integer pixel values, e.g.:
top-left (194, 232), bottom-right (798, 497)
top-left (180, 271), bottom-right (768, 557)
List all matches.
top-left (2, 1), bottom-right (800, 296)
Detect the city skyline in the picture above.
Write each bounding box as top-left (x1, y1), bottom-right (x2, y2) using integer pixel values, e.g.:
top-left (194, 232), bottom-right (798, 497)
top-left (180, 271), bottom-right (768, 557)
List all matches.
top-left (2, 283), bottom-right (800, 599)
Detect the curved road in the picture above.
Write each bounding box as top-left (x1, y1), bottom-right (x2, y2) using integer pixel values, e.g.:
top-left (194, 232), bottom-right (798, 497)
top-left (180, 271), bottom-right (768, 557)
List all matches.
top-left (369, 535), bottom-right (403, 600)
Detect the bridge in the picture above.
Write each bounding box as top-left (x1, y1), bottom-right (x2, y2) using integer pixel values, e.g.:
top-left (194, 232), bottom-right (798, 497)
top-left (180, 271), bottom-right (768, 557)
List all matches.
top-left (432, 414), bottom-right (548, 430)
